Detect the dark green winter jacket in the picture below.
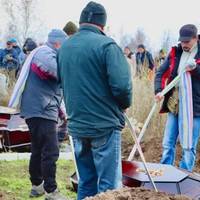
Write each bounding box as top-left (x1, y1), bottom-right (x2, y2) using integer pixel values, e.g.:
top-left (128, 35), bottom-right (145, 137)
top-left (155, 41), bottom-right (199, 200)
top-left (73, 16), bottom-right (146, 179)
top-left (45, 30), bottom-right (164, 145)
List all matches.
top-left (58, 25), bottom-right (132, 137)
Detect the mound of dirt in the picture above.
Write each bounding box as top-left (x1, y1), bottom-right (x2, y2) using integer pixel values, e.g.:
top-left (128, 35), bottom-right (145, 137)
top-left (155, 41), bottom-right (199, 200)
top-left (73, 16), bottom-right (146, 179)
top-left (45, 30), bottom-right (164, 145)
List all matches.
top-left (0, 191), bottom-right (15, 200)
top-left (84, 187), bottom-right (191, 200)
top-left (121, 129), bottom-right (200, 173)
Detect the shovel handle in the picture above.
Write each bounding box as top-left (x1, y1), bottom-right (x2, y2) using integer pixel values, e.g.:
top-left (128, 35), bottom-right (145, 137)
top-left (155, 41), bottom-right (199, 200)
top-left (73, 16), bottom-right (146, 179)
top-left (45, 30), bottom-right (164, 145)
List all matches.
top-left (128, 72), bottom-right (183, 160)
top-left (69, 136), bottom-right (80, 180)
top-left (125, 114), bottom-right (158, 192)
top-left (128, 103), bottom-right (157, 161)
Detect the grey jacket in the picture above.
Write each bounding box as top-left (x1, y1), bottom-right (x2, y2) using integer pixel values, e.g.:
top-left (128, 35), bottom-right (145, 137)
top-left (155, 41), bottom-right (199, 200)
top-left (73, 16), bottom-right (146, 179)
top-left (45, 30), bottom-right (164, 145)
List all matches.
top-left (20, 43), bottom-right (62, 122)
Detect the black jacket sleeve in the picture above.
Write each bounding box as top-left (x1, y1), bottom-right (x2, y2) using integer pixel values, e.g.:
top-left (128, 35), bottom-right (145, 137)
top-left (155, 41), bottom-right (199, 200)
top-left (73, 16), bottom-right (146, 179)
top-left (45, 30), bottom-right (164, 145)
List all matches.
top-left (191, 62), bottom-right (200, 79)
top-left (147, 51), bottom-right (155, 70)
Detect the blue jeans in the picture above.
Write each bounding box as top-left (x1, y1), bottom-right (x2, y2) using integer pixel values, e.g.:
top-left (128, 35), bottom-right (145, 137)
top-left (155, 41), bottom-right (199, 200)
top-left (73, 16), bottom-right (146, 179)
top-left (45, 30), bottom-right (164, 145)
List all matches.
top-left (161, 112), bottom-right (200, 171)
top-left (72, 130), bottom-right (122, 200)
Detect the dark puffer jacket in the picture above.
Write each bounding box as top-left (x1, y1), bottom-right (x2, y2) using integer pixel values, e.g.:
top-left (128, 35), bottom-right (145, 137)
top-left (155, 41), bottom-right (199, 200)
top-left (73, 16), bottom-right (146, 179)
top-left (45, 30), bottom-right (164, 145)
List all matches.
top-left (155, 41), bottom-right (200, 117)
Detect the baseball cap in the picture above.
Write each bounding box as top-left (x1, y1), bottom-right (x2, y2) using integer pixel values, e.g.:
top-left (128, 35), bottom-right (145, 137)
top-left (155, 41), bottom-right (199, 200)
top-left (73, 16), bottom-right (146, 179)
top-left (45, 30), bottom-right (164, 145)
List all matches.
top-left (179, 24), bottom-right (198, 42)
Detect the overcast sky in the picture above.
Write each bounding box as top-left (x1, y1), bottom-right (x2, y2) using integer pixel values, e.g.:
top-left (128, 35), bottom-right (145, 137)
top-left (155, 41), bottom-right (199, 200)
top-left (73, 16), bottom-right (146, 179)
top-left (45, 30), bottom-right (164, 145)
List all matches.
top-left (1, 0), bottom-right (200, 50)
top-left (39, 0), bottom-right (200, 49)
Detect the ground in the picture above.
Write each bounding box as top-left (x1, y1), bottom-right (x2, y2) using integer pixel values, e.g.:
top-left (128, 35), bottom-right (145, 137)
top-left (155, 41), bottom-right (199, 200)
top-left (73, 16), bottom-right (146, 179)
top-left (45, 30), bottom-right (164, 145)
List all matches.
top-left (1, 127), bottom-right (200, 199)
top-left (84, 187), bottom-right (190, 200)
top-left (121, 127), bottom-right (200, 173)
top-left (0, 159), bottom-right (76, 200)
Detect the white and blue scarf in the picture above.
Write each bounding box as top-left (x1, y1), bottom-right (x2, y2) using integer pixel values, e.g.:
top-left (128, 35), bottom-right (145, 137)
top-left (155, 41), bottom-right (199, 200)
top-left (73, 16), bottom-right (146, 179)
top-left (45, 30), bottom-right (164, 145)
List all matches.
top-left (178, 44), bottom-right (197, 149)
top-left (8, 46), bottom-right (45, 109)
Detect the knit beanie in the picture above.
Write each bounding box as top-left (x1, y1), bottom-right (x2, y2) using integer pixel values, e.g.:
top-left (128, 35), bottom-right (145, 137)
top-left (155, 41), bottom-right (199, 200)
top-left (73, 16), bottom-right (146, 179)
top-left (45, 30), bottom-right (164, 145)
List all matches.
top-left (63, 21), bottom-right (78, 35)
top-left (48, 29), bottom-right (67, 44)
top-left (25, 40), bottom-right (37, 52)
top-left (79, 1), bottom-right (107, 28)
top-left (10, 38), bottom-right (17, 43)
top-left (137, 44), bottom-right (145, 49)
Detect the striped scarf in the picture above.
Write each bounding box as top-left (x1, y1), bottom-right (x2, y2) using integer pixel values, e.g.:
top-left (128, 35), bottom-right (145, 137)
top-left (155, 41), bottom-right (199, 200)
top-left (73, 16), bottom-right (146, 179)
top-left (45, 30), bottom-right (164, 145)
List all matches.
top-left (178, 44), bottom-right (198, 149)
top-left (178, 71), bottom-right (193, 149)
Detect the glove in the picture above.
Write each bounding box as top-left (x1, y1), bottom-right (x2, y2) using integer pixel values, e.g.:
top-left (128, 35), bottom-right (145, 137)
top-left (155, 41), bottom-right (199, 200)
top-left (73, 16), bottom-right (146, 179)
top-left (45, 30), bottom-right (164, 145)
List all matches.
top-left (186, 58), bottom-right (196, 70)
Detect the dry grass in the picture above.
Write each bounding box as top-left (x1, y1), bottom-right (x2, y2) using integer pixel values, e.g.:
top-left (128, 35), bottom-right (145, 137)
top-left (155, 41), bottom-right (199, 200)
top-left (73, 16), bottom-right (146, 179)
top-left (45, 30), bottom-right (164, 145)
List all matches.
top-left (122, 75), bottom-right (167, 161)
top-left (0, 69), bottom-right (166, 139)
top-left (0, 69), bottom-right (16, 106)
top-left (128, 76), bottom-right (167, 140)
top-left (0, 70), bottom-right (166, 138)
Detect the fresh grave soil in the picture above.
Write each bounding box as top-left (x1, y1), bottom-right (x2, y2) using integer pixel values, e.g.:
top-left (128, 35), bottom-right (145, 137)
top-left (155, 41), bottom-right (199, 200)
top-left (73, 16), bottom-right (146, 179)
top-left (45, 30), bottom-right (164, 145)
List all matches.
top-left (0, 192), bottom-right (4, 199)
top-left (84, 187), bottom-right (191, 200)
top-left (0, 191), bottom-right (15, 200)
top-left (121, 128), bottom-right (200, 173)
top-left (85, 129), bottom-right (196, 200)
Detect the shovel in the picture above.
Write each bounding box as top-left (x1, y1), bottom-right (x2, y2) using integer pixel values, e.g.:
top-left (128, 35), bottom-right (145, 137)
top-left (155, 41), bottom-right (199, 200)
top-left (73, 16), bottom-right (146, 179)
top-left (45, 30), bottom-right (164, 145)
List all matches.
top-left (124, 114), bottom-right (158, 191)
top-left (69, 135), bottom-right (79, 191)
top-left (69, 114), bottom-right (158, 192)
top-left (128, 71), bottom-right (184, 161)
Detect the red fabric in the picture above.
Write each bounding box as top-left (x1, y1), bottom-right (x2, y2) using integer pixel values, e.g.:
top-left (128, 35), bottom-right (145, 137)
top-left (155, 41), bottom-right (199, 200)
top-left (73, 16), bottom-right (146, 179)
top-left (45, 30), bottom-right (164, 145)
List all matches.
top-left (31, 63), bottom-right (55, 80)
top-left (195, 59), bottom-right (200, 64)
top-left (161, 47), bottom-right (176, 89)
top-left (190, 59), bottom-right (200, 79)
top-left (58, 108), bottom-right (66, 120)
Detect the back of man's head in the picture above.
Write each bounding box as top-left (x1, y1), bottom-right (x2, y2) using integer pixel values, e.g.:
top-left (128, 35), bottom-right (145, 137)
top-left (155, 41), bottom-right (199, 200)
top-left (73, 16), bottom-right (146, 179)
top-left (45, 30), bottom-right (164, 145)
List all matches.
top-left (137, 44), bottom-right (145, 50)
top-left (79, 1), bottom-right (107, 29)
top-left (10, 38), bottom-right (17, 46)
top-left (63, 21), bottom-right (78, 36)
top-left (25, 40), bottom-right (37, 53)
top-left (47, 29), bottom-right (67, 48)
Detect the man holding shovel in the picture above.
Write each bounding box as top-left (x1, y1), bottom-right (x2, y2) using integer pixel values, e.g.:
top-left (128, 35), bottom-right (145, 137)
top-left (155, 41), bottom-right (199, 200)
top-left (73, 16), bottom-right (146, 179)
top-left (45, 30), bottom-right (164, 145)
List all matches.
top-left (57, 2), bottom-right (132, 199)
top-left (155, 24), bottom-right (200, 172)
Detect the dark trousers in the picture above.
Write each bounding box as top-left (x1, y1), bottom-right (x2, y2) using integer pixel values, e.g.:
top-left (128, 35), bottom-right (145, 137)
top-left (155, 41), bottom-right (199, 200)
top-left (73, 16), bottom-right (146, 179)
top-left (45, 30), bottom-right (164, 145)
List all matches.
top-left (26, 118), bottom-right (59, 193)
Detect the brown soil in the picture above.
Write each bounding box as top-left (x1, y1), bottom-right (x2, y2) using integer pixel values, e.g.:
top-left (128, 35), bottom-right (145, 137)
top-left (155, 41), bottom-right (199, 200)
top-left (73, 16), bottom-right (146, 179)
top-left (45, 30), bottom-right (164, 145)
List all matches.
top-left (0, 191), bottom-right (15, 200)
top-left (84, 187), bottom-right (191, 200)
top-left (121, 128), bottom-right (200, 173)
top-left (85, 128), bottom-right (198, 200)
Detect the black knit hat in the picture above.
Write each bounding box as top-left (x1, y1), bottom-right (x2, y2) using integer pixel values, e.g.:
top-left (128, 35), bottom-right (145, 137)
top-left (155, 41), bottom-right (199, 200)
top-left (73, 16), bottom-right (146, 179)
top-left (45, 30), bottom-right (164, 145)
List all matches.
top-left (25, 40), bottom-right (37, 52)
top-left (79, 1), bottom-right (107, 27)
top-left (137, 44), bottom-right (145, 49)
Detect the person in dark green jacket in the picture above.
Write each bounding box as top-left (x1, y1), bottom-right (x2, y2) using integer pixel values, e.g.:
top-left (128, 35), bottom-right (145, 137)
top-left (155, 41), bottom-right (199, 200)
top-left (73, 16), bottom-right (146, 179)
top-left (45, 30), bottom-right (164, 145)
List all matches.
top-left (57, 2), bottom-right (132, 199)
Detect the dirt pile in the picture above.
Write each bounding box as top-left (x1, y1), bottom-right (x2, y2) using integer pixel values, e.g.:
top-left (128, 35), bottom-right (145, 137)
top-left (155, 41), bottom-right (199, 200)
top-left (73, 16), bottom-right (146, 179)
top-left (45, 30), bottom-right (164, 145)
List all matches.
top-left (121, 130), bottom-right (200, 173)
top-left (84, 187), bottom-right (191, 200)
top-left (0, 191), bottom-right (15, 200)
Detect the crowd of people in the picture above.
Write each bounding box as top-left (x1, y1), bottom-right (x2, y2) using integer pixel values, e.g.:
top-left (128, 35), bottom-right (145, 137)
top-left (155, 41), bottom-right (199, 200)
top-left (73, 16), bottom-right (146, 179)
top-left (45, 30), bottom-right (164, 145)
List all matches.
top-left (2, 1), bottom-right (200, 200)
top-left (0, 37), bottom-right (37, 84)
top-left (0, 26), bottom-right (166, 86)
top-left (123, 44), bottom-right (166, 80)
top-left (0, 21), bottom-right (78, 84)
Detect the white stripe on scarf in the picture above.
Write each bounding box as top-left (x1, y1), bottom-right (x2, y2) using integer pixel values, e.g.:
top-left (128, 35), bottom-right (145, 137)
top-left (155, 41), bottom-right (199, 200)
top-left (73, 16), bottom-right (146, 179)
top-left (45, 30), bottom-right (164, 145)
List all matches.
top-left (8, 45), bottom-right (46, 109)
top-left (178, 44), bottom-right (197, 149)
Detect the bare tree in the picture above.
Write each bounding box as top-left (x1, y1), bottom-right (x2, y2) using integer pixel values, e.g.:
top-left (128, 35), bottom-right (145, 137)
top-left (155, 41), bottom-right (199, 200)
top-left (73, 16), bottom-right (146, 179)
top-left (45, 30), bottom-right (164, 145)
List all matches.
top-left (120, 28), bottom-right (150, 53)
top-left (20, 0), bottom-right (33, 40)
top-left (130, 28), bottom-right (150, 51)
top-left (160, 30), bottom-right (176, 53)
top-left (119, 34), bottom-right (132, 49)
top-left (1, 0), bottom-right (43, 45)
top-left (118, 26), bottom-right (131, 49)
top-left (1, 0), bottom-right (18, 39)
top-left (134, 28), bottom-right (147, 46)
